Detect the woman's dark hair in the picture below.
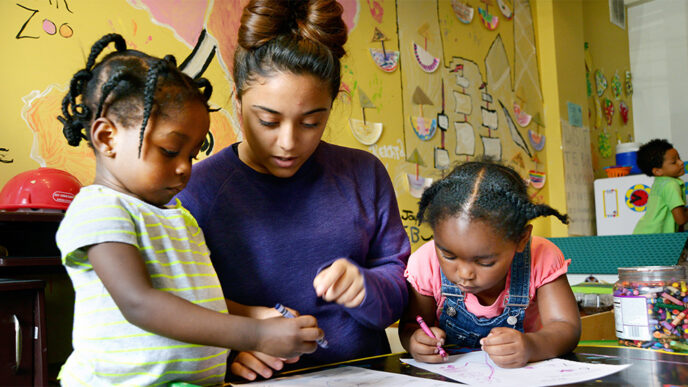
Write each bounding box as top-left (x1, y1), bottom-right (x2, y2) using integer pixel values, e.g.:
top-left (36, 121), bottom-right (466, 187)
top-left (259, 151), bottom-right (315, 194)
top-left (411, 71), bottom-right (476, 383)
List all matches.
top-left (418, 161), bottom-right (569, 242)
top-left (58, 33), bottom-right (214, 156)
top-left (637, 139), bottom-right (674, 177)
top-left (233, 0), bottom-right (348, 101)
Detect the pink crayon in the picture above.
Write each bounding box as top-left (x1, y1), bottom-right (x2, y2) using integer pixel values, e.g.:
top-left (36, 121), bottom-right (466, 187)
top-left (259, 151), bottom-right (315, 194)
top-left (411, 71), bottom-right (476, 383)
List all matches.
top-left (416, 315), bottom-right (448, 358)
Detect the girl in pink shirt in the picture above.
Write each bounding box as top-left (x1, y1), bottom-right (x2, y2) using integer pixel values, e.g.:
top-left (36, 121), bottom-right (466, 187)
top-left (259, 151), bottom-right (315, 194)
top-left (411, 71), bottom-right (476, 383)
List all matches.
top-left (399, 162), bottom-right (580, 368)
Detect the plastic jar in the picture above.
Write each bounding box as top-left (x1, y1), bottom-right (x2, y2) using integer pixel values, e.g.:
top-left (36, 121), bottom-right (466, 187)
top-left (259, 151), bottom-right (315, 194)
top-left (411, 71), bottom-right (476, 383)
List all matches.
top-left (613, 265), bottom-right (688, 352)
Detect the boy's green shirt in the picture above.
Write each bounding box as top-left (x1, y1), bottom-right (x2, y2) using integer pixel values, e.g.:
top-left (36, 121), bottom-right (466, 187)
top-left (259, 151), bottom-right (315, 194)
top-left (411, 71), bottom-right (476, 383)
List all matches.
top-left (633, 176), bottom-right (686, 234)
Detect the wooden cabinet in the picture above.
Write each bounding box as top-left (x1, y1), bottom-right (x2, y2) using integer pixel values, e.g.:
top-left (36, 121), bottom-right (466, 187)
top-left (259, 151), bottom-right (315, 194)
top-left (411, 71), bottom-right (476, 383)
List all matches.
top-left (0, 279), bottom-right (47, 386)
top-left (0, 212), bottom-right (73, 386)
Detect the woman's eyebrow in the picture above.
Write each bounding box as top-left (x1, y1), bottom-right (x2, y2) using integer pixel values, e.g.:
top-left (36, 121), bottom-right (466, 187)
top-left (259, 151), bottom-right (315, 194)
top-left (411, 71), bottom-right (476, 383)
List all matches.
top-left (252, 105), bottom-right (328, 116)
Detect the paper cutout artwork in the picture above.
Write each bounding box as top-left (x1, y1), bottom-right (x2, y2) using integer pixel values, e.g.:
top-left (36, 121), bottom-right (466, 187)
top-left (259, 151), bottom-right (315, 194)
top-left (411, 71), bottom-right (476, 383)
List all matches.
top-left (528, 170), bottom-right (546, 189)
top-left (411, 86), bottom-right (437, 140)
top-left (451, 0), bottom-right (474, 24)
top-left (499, 100), bottom-right (532, 158)
top-left (528, 130), bottom-right (545, 151)
top-left (602, 98), bottom-right (614, 126)
top-left (619, 100), bottom-right (629, 124)
top-left (412, 42), bottom-right (440, 73)
top-left (369, 48), bottom-right (399, 72)
top-left (595, 70), bottom-right (607, 97)
top-left (611, 72), bottom-right (622, 100)
top-left (455, 121), bottom-right (476, 156)
top-left (481, 107), bottom-right (498, 131)
top-left (435, 147), bottom-right (450, 170)
top-left (586, 71), bottom-right (592, 97)
top-left (625, 70), bottom-right (633, 96)
top-left (349, 118), bottom-right (383, 145)
top-left (369, 27), bottom-right (399, 73)
top-left (513, 102), bottom-right (532, 127)
top-left (454, 91), bottom-right (473, 116)
top-left (598, 131), bottom-right (612, 158)
top-left (401, 351), bottom-right (629, 387)
top-left (481, 136), bottom-right (502, 161)
top-left (478, 7), bottom-right (499, 30)
top-left (497, 0), bottom-right (513, 20)
top-left (593, 96), bottom-right (603, 129)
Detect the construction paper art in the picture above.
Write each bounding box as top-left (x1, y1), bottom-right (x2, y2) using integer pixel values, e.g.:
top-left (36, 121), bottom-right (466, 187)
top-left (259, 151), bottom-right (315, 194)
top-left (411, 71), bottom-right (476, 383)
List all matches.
top-left (625, 70), bottom-right (633, 96)
top-left (499, 101), bottom-right (532, 158)
top-left (528, 170), bottom-right (546, 189)
top-left (410, 116), bottom-right (437, 141)
top-left (455, 121), bottom-right (476, 156)
top-left (598, 131), bottom-right (612, 158)
top-left (451, 0), bottom-right (474, 24)
top-left (481, 136), bottom-right (502, 161)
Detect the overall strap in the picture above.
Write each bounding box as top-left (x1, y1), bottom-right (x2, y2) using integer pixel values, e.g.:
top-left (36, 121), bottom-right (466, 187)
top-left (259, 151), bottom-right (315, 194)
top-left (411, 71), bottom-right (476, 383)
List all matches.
top-left (440, 270), bottom-right (464, 301)
top-left (505, 240), bottom-right (531, 308)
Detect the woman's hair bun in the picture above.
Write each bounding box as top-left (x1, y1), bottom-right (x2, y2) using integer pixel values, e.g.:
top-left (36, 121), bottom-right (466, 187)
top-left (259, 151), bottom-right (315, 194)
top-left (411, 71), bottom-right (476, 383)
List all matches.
top-left (238, 0), bottom-right (347, 59)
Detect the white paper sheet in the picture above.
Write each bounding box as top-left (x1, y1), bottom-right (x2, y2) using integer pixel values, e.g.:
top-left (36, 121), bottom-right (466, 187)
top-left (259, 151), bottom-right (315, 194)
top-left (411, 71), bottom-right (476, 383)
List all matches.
top-left (401, 351), bottom-right (630, 387)
top-left (244, 366), bottom-right (457, 386)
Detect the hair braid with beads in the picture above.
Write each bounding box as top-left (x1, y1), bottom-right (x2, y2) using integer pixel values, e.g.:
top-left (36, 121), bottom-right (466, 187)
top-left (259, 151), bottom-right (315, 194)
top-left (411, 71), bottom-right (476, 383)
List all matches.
top-left (418, 161), bottom-right (569, 242)
top-left (57, 34), bottom-right (214, 156)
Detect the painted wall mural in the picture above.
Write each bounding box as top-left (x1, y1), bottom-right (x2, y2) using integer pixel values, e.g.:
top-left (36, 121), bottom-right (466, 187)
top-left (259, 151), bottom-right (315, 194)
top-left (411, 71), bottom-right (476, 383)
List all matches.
top-left (1, 0), bottom-right (546, 250)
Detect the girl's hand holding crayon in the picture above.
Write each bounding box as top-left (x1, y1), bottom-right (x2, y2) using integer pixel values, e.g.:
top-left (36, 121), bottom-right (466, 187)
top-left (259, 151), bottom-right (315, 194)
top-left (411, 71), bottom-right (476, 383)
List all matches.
top-left (256, 315), bottom-right (324, 359)
top-left (313, 258), bottom-right (365, 308)
top-left (480, 327), bottom-right (532, 368)
top-left (408, 325), bottom-right (447, 363)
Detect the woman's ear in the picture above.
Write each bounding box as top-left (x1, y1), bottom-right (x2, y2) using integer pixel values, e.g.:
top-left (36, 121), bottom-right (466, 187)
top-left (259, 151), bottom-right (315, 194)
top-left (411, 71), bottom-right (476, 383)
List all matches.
top-left (91, 117), bottom-right (118, 157)
top-left (515, 224), bottom-right (533, 253)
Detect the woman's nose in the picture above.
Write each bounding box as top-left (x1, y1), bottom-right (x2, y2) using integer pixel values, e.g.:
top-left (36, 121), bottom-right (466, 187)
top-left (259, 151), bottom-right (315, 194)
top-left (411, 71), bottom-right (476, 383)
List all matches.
top-left (276, 123), bottom-right (296, 151)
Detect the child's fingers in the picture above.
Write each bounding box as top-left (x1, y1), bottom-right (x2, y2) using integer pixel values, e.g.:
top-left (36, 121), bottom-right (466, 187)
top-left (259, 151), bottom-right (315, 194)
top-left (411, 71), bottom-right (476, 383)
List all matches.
top-left (414, 328), bottom-right (443, 347)
top-left (299, 326), bottom-right (325, 343)
top-left (480, 327), bottom-right (512, 346)
top-left (429, 327), bottom-right (446, 343)
top-left (294, 315), bottom-right (318, 328)
top-left (230, 351), bottom-right (279, 380)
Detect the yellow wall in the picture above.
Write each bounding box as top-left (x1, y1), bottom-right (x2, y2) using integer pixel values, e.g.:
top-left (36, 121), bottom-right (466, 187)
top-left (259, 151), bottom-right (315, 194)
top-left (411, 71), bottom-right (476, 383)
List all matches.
top-left (582, 0), bottom-right (634, 178)
top-left (1, 0), bottom-right (558, 247)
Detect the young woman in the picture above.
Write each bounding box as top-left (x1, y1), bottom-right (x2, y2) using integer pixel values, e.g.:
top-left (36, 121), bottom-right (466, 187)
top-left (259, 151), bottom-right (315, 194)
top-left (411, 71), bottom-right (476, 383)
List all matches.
top-left (177, 0), bottom-right (410, 381)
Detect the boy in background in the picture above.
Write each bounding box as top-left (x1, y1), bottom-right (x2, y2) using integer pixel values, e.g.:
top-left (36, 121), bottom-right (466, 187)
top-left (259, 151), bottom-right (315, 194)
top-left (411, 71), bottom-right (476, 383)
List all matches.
top-left (633, 139), bottom-right (687, 234)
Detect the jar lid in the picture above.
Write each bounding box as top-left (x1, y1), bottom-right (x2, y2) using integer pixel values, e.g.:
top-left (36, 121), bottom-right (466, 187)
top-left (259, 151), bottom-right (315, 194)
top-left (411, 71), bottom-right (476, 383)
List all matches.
top-left (618, 265), bottom-right (686, 281)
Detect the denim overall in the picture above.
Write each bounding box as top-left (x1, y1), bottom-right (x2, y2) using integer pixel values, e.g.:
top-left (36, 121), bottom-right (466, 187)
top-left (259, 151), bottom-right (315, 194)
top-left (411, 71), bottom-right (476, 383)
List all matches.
top-left (438, 241), bottom-right (531, 348)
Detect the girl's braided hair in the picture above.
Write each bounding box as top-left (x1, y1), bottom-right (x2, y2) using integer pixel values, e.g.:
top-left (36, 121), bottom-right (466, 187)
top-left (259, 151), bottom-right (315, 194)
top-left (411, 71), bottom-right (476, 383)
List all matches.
top-left (58, 33), bottom-right (214, 156)
top-left (418, 161), bottom-right (569, 242)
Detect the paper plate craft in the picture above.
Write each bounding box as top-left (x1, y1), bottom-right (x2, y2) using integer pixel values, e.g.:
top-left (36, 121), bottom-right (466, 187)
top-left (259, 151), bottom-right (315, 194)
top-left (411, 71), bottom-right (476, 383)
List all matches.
top-left (513, 102), bottom-right (532, 127)
top-left (451, 0), bottom-right (474, 24)
top-left (619, 100), bottom-right (629, 125)
top-left (528, 130), bottom-right (546, 151)
top-left (497, 0), bottom-right (513, 20)
top-left (625, 70), bottom-right (633, 96)
top-left (595, 70), bottom-right (607, 97)
top-left (369, 28), bottom-right (399, 73)
top-left (611, 72), bottom-right (622, 100)
top-left (369, 48), bottom-right (399, 73)
top-left (412, 42), bottom-right (440, 73)
top-left (598, 131), bottom-right (612, 158)
top-left (478, 7), bottom-right (499, 30)
top-left (349, 118), bottom-right (383, 145)
top-left (407, 173), bottom-right (433, 199)
top-left (528, 170), bottom-right (546, 189)
top-left (411, 86), bottom-right (437, 140)
top-left (602, 98), bottom-right (614, 126)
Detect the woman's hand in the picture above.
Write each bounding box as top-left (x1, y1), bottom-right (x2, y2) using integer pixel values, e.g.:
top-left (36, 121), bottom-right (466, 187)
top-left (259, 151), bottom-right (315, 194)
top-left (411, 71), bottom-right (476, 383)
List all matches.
top-left (230, 351), bottom-right (299, 381)
top-left (480, 327), bottom-right (532, 368)
top-left (313, 258), bottom-right (365, 308)
top-left (409, 326), bottom-right (447, 363)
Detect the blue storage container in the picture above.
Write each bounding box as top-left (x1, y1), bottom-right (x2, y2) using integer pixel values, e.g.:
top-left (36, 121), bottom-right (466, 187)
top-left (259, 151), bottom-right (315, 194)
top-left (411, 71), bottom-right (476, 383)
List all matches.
top-left (616, 142), bottom-right (641, 174)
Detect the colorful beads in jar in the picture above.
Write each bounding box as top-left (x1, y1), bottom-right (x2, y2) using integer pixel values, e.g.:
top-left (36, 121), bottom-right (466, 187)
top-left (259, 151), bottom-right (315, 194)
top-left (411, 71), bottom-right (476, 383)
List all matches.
top-left (613, 265), bottom-right (687, 352)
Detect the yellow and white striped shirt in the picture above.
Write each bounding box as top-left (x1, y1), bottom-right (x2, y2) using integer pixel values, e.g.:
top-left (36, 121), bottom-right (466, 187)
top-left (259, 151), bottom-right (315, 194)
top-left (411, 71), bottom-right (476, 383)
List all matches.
top-left (56, 185), bottom-right (227, 386)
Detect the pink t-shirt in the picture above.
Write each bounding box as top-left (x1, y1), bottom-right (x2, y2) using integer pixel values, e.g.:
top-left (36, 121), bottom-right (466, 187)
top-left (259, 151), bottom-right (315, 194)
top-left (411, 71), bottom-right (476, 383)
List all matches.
top-left (404, 236), bottom-right (570, 332)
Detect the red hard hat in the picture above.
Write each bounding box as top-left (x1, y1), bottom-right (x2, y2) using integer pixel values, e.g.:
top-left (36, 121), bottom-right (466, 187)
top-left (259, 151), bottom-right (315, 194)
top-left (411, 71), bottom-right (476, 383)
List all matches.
top-left (0, 168), bottom-right (82, 211)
